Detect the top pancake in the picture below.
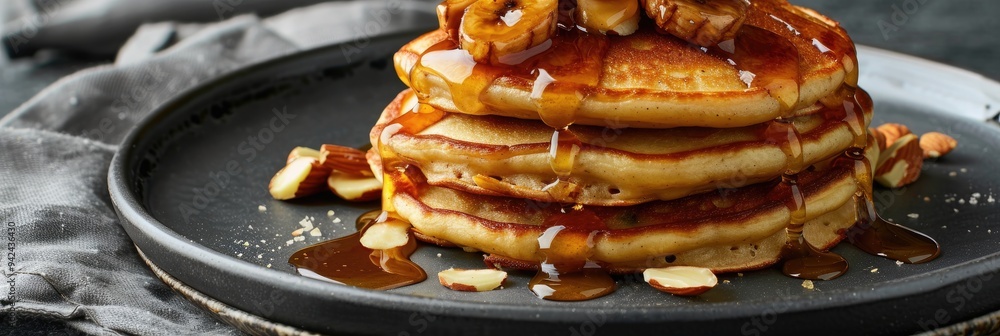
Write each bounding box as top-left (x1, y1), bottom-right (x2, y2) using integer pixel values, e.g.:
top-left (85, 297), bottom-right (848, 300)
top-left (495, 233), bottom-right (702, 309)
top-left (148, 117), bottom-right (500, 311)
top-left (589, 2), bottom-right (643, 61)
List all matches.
top-left (395, 1), bottom-right (856, 128)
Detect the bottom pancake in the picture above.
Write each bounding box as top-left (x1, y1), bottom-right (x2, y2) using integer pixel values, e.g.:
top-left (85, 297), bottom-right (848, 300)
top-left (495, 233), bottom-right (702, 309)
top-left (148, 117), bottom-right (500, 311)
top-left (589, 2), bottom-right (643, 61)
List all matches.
top-left (484, 198), bottom-right (857, 273)
top-left (386, 144), bottom-right (876, 272)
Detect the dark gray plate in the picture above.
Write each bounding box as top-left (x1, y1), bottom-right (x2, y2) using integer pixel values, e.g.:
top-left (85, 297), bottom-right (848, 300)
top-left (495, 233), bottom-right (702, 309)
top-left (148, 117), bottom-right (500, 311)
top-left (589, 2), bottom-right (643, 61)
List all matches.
top-left (109, 31), bottom-right (1000, 335)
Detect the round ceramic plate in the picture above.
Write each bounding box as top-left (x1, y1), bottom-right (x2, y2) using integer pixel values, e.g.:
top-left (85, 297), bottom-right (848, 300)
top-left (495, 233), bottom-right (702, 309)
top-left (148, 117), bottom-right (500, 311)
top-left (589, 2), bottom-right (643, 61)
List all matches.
top-left (109, 30), bottom-right (1000, 334)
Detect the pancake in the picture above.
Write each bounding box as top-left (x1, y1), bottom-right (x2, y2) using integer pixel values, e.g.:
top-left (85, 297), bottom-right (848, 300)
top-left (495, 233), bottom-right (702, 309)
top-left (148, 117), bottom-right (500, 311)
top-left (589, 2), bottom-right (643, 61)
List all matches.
top-left (395, 0), bottom-right (857, 128)
top-left (387, 145), bottom-right (875, 272)
top-left (371, 88), bottom-right (873, 206)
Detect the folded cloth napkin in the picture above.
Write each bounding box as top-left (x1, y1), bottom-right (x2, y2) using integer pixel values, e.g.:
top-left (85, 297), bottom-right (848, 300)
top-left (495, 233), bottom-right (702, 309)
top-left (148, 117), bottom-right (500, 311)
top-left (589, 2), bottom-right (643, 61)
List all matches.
top-left (1, 0), bottom-right (338, 59)
top-left (0, 0), bottom-right (435, 333)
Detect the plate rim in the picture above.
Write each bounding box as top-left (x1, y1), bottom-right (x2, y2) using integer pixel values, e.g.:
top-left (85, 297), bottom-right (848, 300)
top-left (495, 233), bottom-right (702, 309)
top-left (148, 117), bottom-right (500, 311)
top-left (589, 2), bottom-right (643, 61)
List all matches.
top-left (107, 34), bottom-right (1000, 330)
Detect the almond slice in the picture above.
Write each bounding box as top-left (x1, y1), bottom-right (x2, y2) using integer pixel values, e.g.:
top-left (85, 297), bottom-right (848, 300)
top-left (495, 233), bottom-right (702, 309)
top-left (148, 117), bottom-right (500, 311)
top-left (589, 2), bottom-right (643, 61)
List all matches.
top-left (359, 217), bottom-right (410, 250)
top-left (327, 171), bottom-right (382, 202)
top-left (268, 157), bottom-right (330, 200)
top-left (643, 266), bottom-right (718, 296)
top-left (874, 133), bottom-right (922, 188)
top-left (875, 123), bottom-right (911, 147)
top-left (319, 144), bottom-right (372, 176)
top-left (919, 132), bottom-right (957, 159)
top-left (438, 268), bottom-right (507, 292)
top-left (286, 146), bottom-right (321, 164)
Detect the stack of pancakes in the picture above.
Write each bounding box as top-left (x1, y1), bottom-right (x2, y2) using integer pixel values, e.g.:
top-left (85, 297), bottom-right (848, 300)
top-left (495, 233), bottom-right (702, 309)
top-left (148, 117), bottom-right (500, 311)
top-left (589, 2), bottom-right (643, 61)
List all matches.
top-left (368, 0), bottom-right (878, 273)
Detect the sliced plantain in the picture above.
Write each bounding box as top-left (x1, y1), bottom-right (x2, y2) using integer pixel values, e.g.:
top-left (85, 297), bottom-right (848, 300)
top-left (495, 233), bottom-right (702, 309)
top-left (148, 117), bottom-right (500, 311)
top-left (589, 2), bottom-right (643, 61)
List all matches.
top-left (437, 0), bottom-right (479, 41)
top-left (459, 0), bottom-right (558, 65)
top-left (641, 0), bottom-right (749, 47)
top-left (576, 0), bottom-right (641, 36)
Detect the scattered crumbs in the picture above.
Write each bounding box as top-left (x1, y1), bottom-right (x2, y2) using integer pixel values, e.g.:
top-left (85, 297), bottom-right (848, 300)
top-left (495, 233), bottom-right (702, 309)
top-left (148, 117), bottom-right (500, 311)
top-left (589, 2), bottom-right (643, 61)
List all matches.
top-left (436, 253), bottom-right (442, 258)
top-left (237, 253), bottom-right (243, 257)
top-left (327, 210), bottom-right (336, 217)
top-left (907, 213), bottom-right (919, 219)
top-left (737, 273), bottom-right (744, 277)
top-left (970, 198), bottom-right (979, 205)
top-left (254, 244), bottom-right (259, 248)
top-left (923, 197), bottom-right (931, 202)
top-left (954, 209), bottom-right (959, 213)
top-left (870, 268), bottom-right (878, 273)
top-left (309, 228), bottom-right (322, 237)
top-left (945, 198), bottom-right (954, 203)
top-left (260, 240), bottom-right (266, 244)
top-left (723, 280), bottom-right (731, 284)
top-left (960, 168), bottom-right (968, 173)
top-left (959, 199), bottom-right (966, 204)
top-left (572, 204), bottom-right (584, 211)
top-left (257, 254), bottom-right (263, 259)
top-left (258, 205), bottom-right (267, 212)
top-left (949, 171), bottom-right (958, 177)
top-left (299, 216), bottom-right (314, 230)
top-left (942, 225), bottom-right (948, 229)
top-left (294, 236), bottom-right (306, 242)
top-left (266, 264), bottom-right (272, 268)
top-left (292, 228), bottom-right (305, 237)
top-left (972, 193), bottom-right (982, 198)
top-left (332, 217), bottom-right (342, 224)
top-left (248, 225), bottom-right (253, 229)
top-left (895, 260), bottom-right (904, 266)
top-left (801, 280), bottom-right (814, 290)
top-left (286, 239), bottom-right (294, 246)
top-left (989, 195), bottom-right (996, 203)
top-left (242, 241), bottom-right (250, 247)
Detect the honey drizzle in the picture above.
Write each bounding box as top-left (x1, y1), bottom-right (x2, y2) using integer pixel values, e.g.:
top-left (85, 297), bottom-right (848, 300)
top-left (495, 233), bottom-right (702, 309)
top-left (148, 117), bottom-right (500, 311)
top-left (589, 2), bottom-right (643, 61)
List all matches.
top-left (766, 118), bottom-right (849, 280)
top-left (410, 20), bottom-right (618, 300)
top-left (837, 147), bottom-right (941, 264)
top-left (288, 90), bottom-right (447, 290)
top-left (288, 0), bottom-right (942, 295)
top-left (717, 25), bottom-right (802, 113)
top-left (528, 208), bottom-right (615, 301)
top-left (288, 210), bottom-right (425, 290)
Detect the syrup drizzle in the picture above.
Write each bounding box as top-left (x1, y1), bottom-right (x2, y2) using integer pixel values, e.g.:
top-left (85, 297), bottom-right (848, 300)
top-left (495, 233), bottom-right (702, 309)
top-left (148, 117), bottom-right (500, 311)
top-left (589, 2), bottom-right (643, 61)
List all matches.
top-left (528, 209), bottom-right (615, 301)
top-left (837, 147), bottom-right (941, 264)
top-left (718, 25), bottom-right (802, 113)
top-left (549, 129), bottom-right (582, 178)
top-left (288, 92), bottom-right (447, 290)
top-left (778, 173), bottom-right (849, 280)
top-left (288, 211), bottom-right (425, 290)
top-left (765, 119), bottom-right (849, 280)
top-left (288, 0), bottom-right (941, 296)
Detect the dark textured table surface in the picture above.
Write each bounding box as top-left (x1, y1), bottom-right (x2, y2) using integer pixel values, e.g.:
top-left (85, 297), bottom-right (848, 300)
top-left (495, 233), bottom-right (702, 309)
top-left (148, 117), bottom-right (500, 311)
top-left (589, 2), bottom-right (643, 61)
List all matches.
top-left (1, 1), bottom-right (998, 118)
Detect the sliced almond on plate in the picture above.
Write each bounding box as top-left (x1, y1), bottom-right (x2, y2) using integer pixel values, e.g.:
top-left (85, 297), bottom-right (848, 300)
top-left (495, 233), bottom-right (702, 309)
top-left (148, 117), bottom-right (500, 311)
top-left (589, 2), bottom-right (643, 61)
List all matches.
top-left (438, 268), bottom-right (507, 292)
top-left (327, 171), bottom-right (381, 202)
top-left (268, 157), bottom-right (329, 200)
top-left (359, 217), bottom-right (410, 250)
top-left (643, 266), bottom-right (718, 296)
top-left (286, 146), bottom-right (321, 164)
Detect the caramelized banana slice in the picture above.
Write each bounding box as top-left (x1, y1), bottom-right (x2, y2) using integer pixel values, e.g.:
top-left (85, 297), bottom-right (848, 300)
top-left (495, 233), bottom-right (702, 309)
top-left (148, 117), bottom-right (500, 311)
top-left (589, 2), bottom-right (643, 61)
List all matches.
top-left (437, 0), bottom-right (478, 41)
top-left (576, 0), bottom-right (641, 36)
top-left (641, 0), bottom-right (749, 47)
top-left (460, 0), bottom-right (558, 65)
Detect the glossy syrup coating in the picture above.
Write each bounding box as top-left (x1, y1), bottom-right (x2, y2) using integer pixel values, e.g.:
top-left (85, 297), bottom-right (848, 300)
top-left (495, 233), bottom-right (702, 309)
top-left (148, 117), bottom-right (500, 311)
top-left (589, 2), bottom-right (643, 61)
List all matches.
top-left (288, 0), bottom-right (940, 299)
